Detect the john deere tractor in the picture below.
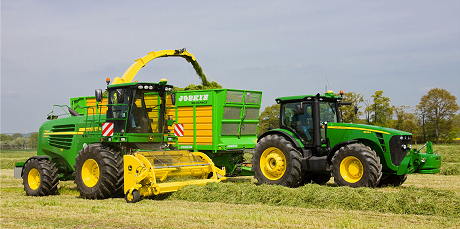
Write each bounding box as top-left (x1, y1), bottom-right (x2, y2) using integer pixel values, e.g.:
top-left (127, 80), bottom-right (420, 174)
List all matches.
top-left (253, 91), bottom-right (441, 188)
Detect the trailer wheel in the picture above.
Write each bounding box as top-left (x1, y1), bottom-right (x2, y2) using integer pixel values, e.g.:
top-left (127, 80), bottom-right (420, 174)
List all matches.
top-left (332, 143), bottom-right (382, 187)
top-left (378, 174), bottom-right (407, 187)
top-left (75, 144), bottom-right (123, 199)
top-left (23, 158), bottom-right (59, 196)
top-left (253, 134), bottom-right (302, 187)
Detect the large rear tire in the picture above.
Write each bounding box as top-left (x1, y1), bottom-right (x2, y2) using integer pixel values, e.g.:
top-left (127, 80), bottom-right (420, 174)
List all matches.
top-left (23, 158), bottom-right (59, 196)
top-left (75, 144), bottom-right (123, 199)
top-left (332, 143), bottom-right (382, 187)
top-left (253, 134), bottom-right (302, 187)
top-left (378, 174), bottom-right (407, 187)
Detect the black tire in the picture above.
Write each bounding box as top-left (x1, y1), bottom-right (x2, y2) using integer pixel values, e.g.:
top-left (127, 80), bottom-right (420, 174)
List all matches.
top-left (378, 174), bottom-right (407, 187)
top-left (332, 143), bottom-right (382, 188)
top-left (125, 189), bottom-right (141, 203)
top-left (75, 144), bottom-right (123, 199)
top-left (23, 158), bottom-right (59, 196)
top-left (253, 134), bottom-right (302, 187)
top-left (299, 172), bottom-right (331, 186)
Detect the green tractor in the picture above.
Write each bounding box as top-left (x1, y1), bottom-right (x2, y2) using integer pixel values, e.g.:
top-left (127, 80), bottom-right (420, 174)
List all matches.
top-left (253, 91), bottom-right (441, 188)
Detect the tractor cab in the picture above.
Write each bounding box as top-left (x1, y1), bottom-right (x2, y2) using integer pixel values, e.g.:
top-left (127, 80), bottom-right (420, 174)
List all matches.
top-left (95, 79), bottom-right (175, 145)
top-left (276, 91), bottom-right (345, 155)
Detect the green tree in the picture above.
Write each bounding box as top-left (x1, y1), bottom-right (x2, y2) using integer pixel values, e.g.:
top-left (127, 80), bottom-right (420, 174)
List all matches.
top-left (391, 106), bottom-right (421, 142)
top-left (416, 88), bottom-right (459, 143)
top-left (28, 132), bottom-right (39, 149)
top-left (340, 92), bottom-right (364, 123)
top-left (258, 104), bottom-right (280, 135)
top-left (365, 90), bottom-right (393, 127)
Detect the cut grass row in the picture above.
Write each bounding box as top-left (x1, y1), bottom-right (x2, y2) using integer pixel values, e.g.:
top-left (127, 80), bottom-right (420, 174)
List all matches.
top-left (2, 168), bottom-right (459, 218)
top-left (170, 181), bottom-right (460, 217)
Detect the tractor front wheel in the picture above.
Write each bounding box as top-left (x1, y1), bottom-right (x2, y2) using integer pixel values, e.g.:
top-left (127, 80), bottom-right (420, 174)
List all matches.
top-left (75, 144), bottom-right (123, 199)
top-left (332, 143), bottom-right (382, 187)
top-left (23, 158), bottom-right (59, 196)
top-left (253, 134), bottom-right (302, 187)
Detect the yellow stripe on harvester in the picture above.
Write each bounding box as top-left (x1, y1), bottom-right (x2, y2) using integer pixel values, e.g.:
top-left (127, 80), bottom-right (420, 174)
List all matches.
top-left (44, 132), bottom-right (84, 135)
top-left (327, 126), bottom-right (390, 135)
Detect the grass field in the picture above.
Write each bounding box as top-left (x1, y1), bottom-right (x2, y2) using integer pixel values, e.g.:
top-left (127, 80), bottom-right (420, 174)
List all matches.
top-left (1, 145), bottom-right (459, 228)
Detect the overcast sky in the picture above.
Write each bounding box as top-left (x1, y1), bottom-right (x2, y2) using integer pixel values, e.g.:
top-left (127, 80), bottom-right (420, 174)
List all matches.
top-left (1, 0), bottom-right (459, 133)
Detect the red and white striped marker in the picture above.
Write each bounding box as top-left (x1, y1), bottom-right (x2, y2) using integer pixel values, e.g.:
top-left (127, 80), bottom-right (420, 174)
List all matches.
top-left (173, 123), bottom-right (184, 137)
top-left (102, 122), bottom-right (114, 136)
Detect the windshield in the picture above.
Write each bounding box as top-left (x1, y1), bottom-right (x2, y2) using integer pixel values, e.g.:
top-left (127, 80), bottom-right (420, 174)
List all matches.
top-left (319, 102), bottom-right (338, 123)
top-left (282, 102), bottom-right (313, 144)
top-left (128, 90), bottom-right (158, 133)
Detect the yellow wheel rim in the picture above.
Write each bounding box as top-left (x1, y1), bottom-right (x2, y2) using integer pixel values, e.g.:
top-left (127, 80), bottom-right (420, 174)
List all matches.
top-left (81, 159), bottom-right (100, 188)
top-left (260, 147), bottom-right (287, 180)
top-left (340, 156), bottom-right (364, 183)
top-left (28, 168), bottom-right (41, 190)
top-left (126, 192), bottom-right (133, 201)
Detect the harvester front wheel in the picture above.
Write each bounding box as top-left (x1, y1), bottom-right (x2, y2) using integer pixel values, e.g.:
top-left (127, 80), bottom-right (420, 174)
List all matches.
top-left (23, 158), bottom-right (59, 196)
top-left (253, 134), bottom-right (302, 187)
top-left (332, 143), bottom-right (382, 187)
top-left (75, 144), bottom-right (123, 199)
top-left (125, 189), bottom-right (141, 203)
top-left (378, 174), bottom-right (407, 187)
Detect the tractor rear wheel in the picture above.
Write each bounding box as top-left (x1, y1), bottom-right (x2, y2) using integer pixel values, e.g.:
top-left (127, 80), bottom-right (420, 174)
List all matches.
top-left (378, 174), bottom-right (407, 187)
top-left (332, 143), bottom-right (382, 187)
top-left (75, 144), bottom-right (123, 199)
top-left (253, 134), bottom-right (302, 187)
top-left (23, 158), bottom-right (59, 196)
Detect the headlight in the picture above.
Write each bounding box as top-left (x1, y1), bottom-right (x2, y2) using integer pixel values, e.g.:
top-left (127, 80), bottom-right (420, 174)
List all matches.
top-left (144, 85), bottom-right (149, 89)
top-left (401, 144), bottom-right (407, 150)
top-left (138, 85), bottom-right (143, 89)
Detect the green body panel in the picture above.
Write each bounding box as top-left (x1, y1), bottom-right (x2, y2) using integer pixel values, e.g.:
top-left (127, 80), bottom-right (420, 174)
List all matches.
top-left (36, 114), bottom-right (106, 179)
top-left (172, 89), bottom-right (262, 153)
top-left (326, 122), bottom-right (410, 172)
top-left (266, 128), bottom-right (306, 148)
top-left (169, 89), bottom-right (262, 173)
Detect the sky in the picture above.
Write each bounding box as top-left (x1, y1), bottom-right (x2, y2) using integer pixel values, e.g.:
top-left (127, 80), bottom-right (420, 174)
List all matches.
top-left (1, 0), bottom-right (459, 133)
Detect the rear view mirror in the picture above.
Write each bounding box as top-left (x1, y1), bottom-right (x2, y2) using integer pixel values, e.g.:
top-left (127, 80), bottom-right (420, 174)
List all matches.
top-left (95, 89), bottom-right (103, 102)
top-left (354, 106), bottom-right (358, 115)
top-left (171, 94), bottom-right (176, 105)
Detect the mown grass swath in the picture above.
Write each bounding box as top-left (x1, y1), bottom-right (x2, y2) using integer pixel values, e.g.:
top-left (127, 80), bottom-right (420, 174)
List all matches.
top-left (171, 182), bottom-right (460, 217)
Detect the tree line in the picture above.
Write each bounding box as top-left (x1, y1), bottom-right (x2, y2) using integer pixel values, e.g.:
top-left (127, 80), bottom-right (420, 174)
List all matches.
top-left (0, 133), bottom-right (38, 150)
top-left (259, 88), bottom-right (459, 144)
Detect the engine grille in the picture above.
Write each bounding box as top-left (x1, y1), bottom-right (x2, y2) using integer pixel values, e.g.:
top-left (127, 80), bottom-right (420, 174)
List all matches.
top-left (389, 135), bottom-right (412, 166)
top-left (48, 124), bottom-right (75, 150)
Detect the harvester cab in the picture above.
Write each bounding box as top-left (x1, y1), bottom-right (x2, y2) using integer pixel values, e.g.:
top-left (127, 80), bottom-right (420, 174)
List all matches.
top-left (97, 80), bottom-right (174, 145)
top-left (254, 91), bottom-right (441, 188)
